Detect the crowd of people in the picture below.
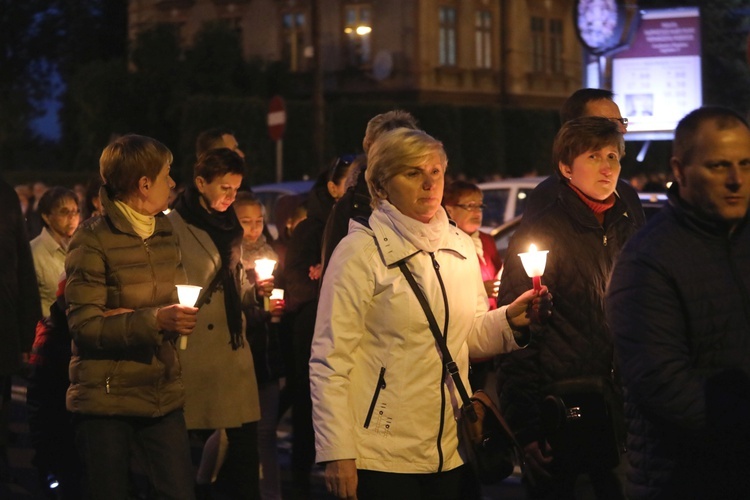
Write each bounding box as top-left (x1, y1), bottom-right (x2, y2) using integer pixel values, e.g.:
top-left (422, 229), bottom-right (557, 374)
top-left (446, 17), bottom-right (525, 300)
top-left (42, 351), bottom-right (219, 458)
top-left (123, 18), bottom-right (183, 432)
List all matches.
top-left (1, 89), bottom-right (749, 500)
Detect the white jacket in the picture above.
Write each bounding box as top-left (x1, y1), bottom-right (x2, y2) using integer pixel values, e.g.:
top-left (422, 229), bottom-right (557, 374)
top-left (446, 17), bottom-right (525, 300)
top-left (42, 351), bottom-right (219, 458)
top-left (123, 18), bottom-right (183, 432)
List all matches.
top-left (310, 205), bottom-right (524, 474)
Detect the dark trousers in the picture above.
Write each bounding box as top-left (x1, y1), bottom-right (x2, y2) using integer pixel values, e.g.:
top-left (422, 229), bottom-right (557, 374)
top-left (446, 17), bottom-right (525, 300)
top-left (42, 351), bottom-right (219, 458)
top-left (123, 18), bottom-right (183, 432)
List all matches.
top-left (75, 409), bottom-right (195, 500)
top-left (0, 376), bottom-right (11, 481)
top-left (27, 365), bottom-right (83, 499)
top-left (357, 466), bottom-right (479, 500)
top-left (290, 303), bottom-right (317, 498)
top-left (524, 464), bottom-right (625, 500)
top-left (213, 421), bottom-right (260, 500)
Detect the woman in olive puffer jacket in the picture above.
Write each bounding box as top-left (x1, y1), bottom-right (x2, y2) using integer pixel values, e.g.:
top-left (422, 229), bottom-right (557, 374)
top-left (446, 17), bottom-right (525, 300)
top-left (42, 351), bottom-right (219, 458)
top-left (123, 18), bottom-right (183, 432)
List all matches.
top-left (65, 135), bottom-right (198, 500)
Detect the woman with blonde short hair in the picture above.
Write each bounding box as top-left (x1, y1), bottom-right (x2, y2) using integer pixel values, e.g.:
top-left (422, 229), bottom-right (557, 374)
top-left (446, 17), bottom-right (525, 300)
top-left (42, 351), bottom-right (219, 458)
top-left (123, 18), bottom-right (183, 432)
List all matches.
top-left (311, 128), bottom-right (551, 499)
top-left (65, 134), bottom-right (198, 499)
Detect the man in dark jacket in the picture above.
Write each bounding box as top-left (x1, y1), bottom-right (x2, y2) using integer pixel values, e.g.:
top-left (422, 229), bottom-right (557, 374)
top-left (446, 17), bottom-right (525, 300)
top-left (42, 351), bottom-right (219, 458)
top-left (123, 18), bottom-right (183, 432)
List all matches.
top-left (0, 177), bottom-right (41, 483)
top-left (606, 106), bottom-right (750, 499)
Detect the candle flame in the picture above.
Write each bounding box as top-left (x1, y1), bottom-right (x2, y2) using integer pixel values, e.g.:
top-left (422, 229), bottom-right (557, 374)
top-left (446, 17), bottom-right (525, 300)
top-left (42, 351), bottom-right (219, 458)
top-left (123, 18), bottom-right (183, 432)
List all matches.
top-left (518, 243), bottom-right (548, 280)
top-left (254, 258), bottom-right (277, 280)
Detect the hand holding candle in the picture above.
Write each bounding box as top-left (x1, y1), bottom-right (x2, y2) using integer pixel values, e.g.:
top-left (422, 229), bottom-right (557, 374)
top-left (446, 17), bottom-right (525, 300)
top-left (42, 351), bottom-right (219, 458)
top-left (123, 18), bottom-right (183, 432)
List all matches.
top-left (176, 285), bottom-right (202, 350)
top-left (518, 244), bottom-right (549, 291)
top-left (269, 288), bottom-right (285, 323)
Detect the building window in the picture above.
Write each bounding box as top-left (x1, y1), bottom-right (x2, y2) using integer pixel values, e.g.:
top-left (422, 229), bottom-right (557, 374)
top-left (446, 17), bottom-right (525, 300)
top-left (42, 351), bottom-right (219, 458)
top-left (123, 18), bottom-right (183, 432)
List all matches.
top-left (549, 18), bottom-right (563, 74)
top-left (531, 16), bottom-right (545, 73)
top-left (475, 10), bottom-right (491, 69)
top-left (439, 6), bottom-right (457, 67)
top-left (531, 16), bottom-right (564, 74)
top-left (344, 3), bottom-right (372, 68)
top-left (282, 9), bottom-right (306, 72)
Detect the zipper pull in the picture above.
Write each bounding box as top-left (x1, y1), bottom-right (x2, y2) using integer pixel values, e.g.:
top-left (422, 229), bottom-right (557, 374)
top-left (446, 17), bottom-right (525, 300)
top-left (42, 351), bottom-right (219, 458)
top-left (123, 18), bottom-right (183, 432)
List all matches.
top-left (430, 253), bottom-right (440, 270)
top-left (105, 376), bottom-right (111, 394)
top-left (603, 235), bottom-right (608, 246)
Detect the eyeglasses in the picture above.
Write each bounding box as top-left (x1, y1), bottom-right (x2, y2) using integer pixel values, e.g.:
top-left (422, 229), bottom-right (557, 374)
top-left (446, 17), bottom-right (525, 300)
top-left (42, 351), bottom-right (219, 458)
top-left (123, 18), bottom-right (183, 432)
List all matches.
top-left (608, 117), bottom-right (629, 127)
top-left (453, 204), bottom-right (486, 212)
top-left (53, 208), bottom-right (80, 218)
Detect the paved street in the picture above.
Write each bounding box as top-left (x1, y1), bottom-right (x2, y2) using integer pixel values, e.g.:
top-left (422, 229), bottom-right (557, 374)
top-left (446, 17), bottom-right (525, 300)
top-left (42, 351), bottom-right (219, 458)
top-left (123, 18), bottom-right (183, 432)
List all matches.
top-left (2, 377), bottom-right (524, 499)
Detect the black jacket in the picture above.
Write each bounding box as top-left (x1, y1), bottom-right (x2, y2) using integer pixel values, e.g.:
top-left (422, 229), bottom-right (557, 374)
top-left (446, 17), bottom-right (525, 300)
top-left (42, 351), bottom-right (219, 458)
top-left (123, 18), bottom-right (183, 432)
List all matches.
top-left (606, 185), bottom-right (750, 499)
top-left (321, 166), bottom-right (371, 279)
top-left (284, 173), bottom-right (335, 313)
top-left (524, 175), bottom-right (646, 228)
top-left (0, 178), bottom-right (41, 376)
top-left (498, 181), bottom-right (641, 447)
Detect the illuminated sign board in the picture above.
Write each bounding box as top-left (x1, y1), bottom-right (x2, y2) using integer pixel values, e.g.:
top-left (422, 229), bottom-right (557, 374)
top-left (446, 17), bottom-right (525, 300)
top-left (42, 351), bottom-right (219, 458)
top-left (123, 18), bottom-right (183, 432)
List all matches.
top-left (611, 7), bottom-right (702, 140)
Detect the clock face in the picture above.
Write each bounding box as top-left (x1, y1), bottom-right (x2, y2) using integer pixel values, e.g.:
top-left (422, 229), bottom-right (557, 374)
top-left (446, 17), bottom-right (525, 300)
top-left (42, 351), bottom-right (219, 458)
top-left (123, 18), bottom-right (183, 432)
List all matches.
top-left (577, 0), bottom-right (619, 50)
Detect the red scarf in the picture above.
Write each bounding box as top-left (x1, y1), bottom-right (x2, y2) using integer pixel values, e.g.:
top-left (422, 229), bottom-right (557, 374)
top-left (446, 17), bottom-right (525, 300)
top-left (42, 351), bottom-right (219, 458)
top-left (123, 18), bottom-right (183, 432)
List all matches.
top-left (568, 183), bottom-right (615, 224)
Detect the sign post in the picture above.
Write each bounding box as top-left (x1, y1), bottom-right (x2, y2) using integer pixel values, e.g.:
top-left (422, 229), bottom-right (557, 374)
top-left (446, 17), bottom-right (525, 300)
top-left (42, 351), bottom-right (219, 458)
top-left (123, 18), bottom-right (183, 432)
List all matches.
top-left (268, 96), bottom-right (286, 183)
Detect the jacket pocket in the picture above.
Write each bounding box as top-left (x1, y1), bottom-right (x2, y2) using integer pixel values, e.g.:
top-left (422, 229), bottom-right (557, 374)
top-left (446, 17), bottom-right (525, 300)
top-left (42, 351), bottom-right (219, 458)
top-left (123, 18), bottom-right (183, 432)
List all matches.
top-left (363, 366), bottom-right (386, 429)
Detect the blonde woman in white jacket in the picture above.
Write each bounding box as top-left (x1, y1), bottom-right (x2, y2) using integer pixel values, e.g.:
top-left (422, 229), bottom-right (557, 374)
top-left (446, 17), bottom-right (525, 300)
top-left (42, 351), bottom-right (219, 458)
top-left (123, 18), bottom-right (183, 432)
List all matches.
top-left (310, 128), bottom-right (551, 500)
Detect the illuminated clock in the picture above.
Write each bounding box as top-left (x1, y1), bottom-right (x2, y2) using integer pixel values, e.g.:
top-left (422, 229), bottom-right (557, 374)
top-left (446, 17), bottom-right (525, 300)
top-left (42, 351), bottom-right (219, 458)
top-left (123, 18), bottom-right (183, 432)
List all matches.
top-left (575, 0), bottom-right (621, 52)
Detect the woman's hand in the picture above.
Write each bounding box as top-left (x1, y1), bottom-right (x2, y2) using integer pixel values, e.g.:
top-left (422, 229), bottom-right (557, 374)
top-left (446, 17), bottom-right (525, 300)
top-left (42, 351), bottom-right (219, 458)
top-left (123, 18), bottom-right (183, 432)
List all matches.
top-left (523, 440), bottom-right (553, 483)
top-left (156, 304), bottom-right (198, 335)
top-left (269, 298), bottom-right (285, 318)
top-left (255, 277), bottom-right (275, 298)
top-left (484, 279), bottom-right (500, 299)
top-left (309, 263), bottom-right (323, 280)
top-left (324, 459), bottom-right (358, 499)
top-left (103, 308), bottom-right (134, 317)
top-left (506, 286), bottom-right (553, 330)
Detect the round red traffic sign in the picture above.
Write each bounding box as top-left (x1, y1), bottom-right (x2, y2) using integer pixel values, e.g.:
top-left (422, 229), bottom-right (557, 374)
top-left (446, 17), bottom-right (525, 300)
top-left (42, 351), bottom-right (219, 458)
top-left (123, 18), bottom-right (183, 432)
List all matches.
top-left (268, 95), bottom-right (286, 141)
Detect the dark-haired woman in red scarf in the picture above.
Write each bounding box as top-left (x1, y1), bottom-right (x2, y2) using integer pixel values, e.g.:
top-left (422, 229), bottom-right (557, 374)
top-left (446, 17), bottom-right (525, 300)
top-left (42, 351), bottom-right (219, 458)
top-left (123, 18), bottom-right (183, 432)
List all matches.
top-left (497, 117), bottom-right (643, 499)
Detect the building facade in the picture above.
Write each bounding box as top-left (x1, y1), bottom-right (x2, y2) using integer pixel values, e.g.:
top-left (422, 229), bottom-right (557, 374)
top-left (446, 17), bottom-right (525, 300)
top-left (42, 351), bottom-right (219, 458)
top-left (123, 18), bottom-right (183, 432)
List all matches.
top-left (129, 0), bottom-right (583, 108)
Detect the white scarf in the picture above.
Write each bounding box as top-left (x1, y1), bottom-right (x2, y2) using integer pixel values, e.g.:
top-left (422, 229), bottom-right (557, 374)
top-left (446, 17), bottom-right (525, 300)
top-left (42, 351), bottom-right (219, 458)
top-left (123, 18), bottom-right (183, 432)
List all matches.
top-left (470, 230), bottom-right (486, 265)
top-left (114, 199), bottom-right (156, 240)
top-left (378, 200), bottom-right (448, 254)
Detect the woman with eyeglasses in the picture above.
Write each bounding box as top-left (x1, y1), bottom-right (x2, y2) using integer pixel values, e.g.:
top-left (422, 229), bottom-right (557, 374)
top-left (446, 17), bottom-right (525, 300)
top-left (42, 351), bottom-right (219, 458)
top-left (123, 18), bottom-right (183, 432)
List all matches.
top-left (443, 181), bottom-right (501, 308)
top-left (30, 187), bottom-right (81, 314)
top-left (443, 180), bottom-right (503, 393)
top-left (283, 154), bottom-right (356, 497)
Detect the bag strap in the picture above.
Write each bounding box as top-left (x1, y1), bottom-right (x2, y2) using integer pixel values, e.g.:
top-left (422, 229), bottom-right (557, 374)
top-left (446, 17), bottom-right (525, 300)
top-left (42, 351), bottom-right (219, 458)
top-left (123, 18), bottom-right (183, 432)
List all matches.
top-left (193, 271), bottom-right (223, 309)
top-left (398, 258), bottom-right (529, 478)
top-left (397, 259), bottom-right (477, 421)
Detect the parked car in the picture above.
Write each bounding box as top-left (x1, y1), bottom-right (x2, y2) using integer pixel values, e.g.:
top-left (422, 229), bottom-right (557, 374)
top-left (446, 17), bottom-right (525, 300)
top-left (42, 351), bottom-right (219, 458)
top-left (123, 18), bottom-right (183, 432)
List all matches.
top-left (252, 180), bottom-right (314, 239)
top-left (478, 176), bottom-right (546, 232)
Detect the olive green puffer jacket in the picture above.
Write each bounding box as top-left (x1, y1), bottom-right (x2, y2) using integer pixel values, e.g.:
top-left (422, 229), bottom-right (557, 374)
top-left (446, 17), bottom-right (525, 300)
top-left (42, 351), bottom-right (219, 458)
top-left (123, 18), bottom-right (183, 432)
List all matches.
top-left (65, 187), bottom-right (187, 417)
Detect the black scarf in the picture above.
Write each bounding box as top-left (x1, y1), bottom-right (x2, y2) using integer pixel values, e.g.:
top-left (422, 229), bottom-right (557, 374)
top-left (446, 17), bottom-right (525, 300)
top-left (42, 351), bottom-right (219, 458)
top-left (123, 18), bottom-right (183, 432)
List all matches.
top-left (174, 185), bottom-right (245, 349)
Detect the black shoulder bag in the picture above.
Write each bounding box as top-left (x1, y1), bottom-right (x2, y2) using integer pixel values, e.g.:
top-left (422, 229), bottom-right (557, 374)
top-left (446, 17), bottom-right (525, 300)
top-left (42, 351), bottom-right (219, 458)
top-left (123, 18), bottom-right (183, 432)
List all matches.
top-left (397, 259), bottom-right (523, 485)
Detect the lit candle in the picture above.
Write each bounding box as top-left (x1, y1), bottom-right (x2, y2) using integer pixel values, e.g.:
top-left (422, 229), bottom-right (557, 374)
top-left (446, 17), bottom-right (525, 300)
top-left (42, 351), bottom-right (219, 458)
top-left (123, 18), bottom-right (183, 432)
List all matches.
top-left (254, 258), bottom-right (277, 310)
top-left (176, 284), bottom-right (202, 350)
top-left (518, 243), bottom-right (549, 291)
top-left (269, 288), bottom-right (284, 323)
top-left (254, 258), bottom-right (277, 281)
